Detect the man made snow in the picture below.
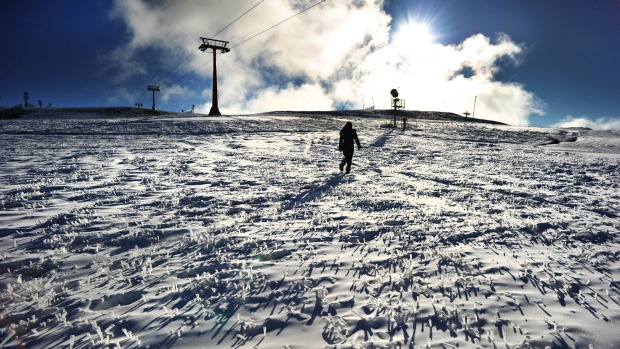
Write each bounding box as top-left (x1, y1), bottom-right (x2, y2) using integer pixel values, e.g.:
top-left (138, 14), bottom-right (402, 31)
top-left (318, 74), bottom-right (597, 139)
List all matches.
top-left (1, 111), bottom-right (619, 349)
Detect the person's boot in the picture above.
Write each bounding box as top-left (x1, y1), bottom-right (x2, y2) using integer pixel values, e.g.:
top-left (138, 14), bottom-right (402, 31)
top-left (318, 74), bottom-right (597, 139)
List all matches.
top-left (339, 162), bottom-right (344, 172)
top-left (346, 167), bottom-right (351, 174)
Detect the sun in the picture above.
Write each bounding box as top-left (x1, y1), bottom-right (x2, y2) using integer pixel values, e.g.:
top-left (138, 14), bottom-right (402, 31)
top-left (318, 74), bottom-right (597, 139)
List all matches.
top-left (393, 21), bottom-right (435, 50)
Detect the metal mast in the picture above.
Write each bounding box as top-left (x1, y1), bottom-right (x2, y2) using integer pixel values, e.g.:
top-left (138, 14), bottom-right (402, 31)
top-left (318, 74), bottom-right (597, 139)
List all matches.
top-left (147, 85), bottom-right (160, 111)
top-left (199, 38), bottom-right (231, 116)
top-left (472, 96), bottom-right (477, 119)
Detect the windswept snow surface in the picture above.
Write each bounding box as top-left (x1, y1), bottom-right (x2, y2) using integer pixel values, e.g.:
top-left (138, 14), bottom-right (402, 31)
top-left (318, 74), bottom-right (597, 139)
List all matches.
top-left (1, 112), bottom-right (619, 349)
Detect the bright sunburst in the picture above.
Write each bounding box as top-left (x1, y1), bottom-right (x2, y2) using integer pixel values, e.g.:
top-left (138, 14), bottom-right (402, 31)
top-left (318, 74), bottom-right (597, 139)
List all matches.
top-left (393, 21), bottom-right (435, 50)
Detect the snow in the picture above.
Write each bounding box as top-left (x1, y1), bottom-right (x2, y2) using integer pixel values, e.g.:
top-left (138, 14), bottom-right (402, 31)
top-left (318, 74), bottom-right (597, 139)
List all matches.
top-left (1, 111), bottom-right (619, 349)
top-left (549, 130), bottom-right (620, 156)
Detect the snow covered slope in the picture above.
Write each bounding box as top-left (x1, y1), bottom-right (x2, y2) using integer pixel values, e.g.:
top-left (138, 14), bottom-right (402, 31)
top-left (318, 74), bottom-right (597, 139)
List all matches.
top-left (1, 112), bottom-right (619, 349)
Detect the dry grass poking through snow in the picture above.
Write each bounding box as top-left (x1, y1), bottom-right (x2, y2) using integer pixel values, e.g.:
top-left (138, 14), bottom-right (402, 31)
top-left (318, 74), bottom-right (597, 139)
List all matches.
top-left (0, 113), bottom-right (619, 349)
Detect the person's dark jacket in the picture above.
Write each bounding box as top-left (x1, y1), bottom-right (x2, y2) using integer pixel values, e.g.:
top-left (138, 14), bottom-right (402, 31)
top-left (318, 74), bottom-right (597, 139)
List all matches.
top-left (339, 122), bottom-right (361, 151)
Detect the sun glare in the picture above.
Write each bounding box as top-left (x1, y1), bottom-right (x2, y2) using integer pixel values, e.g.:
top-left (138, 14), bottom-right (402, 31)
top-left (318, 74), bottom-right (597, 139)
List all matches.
top-left (394, 21), bottom-right (435, 50)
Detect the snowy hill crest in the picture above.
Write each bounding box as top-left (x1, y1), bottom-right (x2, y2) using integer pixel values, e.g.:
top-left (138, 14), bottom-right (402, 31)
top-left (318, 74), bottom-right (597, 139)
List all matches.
top-left (1, 111), bottom-right (619, 348)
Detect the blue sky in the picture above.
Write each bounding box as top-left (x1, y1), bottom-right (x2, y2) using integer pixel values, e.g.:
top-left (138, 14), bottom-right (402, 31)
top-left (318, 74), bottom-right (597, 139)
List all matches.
top-left (1, 0), bottom-right (619, 128)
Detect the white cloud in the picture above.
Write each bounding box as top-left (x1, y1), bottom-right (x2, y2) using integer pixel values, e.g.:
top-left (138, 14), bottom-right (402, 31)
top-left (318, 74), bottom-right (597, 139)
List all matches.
top-left (106, 86), bottom-right (139, 105)
top-left (552, 116), bottom-right (620, 130)
top-left (348, 33), bottom-right (544, 125)
top-left (195, 83), bottom-right (332, 115)
top-left (108, 0), bottom-right (544, 125)
top-left (160, 84), bottom-right (189, 103)
top-left (235, 83), bottom-right (334, 113)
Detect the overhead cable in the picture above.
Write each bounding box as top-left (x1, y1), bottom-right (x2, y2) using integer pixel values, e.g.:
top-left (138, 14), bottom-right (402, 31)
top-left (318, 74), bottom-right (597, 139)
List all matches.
top-left (212, 0), bottom-right (265, 38)
top-left (155, 0), bottom-right (266, 85)
top-left (168, 0), bottom-right (326, 86)
top-left (231, 0), bottom-right (326, 49)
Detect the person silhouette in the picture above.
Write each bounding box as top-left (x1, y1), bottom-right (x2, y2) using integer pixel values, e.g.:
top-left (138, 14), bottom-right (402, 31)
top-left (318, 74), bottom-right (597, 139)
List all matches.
top-left (339, 121), bottom-right (361, 174)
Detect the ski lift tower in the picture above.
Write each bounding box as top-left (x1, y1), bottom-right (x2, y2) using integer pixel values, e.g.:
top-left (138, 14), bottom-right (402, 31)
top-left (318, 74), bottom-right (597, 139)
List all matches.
top-left (147, 85), bottom-right (160, 111)
top-left (199, 37), bottom-right (231, 116)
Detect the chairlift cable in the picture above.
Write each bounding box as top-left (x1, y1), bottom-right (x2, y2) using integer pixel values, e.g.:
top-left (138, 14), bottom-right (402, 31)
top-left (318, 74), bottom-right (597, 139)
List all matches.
top-left (167, 0), bottom-right (325, 86)
top-left (230, 0), bottom-right (326, 50)
top-left (154, 0), bottom-right (266, 86)
top-left (212, 0), bottom-right (265, 38)
top-left (155, 48), bottom-right (199, 85)
top-left (169, 58), bottom-right (213, 86)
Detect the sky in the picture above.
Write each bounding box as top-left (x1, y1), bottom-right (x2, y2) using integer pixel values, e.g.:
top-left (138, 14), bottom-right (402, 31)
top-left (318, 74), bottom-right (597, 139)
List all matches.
top-left (1, 0), bottom-right (619, 128)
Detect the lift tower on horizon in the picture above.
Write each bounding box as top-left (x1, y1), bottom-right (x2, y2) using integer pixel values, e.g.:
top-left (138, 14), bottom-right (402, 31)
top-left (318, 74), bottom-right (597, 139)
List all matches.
top-left (147, 85), bottom-right (160, 111)
top-left (199, 37), bottom-right (231, 116)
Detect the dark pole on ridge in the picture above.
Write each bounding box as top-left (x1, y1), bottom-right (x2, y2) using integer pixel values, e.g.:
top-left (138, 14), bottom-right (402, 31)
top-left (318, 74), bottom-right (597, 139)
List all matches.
top-left (147, 85), bottom-right (160, 111)
top-left (211, 49), bottom-right (219, 116)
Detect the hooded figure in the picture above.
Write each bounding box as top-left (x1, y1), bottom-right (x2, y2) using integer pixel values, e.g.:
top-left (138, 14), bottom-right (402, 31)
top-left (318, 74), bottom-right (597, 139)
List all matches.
top-left (339, 121), bottom-right (361, 173)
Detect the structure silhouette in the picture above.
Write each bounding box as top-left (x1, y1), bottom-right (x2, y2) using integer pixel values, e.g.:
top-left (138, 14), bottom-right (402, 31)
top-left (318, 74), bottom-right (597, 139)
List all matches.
top-left (199, 38), bottom-right (231, 116)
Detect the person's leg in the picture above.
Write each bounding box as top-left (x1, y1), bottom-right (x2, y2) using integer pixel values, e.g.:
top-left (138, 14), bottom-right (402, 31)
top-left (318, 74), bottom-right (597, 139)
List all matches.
top-left (344, 150), bottom-right (354, 173)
